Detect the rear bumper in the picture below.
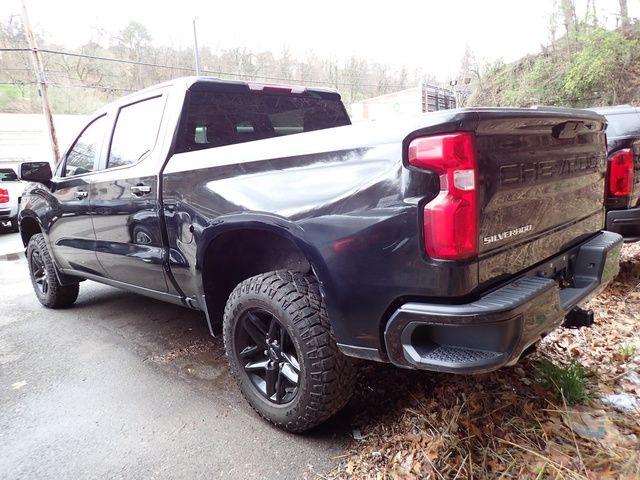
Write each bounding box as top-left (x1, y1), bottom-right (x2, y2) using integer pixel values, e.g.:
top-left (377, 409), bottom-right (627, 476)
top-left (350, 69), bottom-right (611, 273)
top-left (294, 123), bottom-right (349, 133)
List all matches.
top-left (383, 231), bottom-right (623, 374)
top-left (0, 201), bottom-right (18, 221)
top-left (0, 207), bottom-right (16, 221)
top-left (606, 206), bottom-right (640, 242)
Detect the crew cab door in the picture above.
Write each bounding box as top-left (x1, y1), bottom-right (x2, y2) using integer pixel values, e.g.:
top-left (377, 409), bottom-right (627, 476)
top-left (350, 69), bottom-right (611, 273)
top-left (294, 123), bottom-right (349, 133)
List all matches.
top-left (48, 114), bottom-right (108, 276)
top-left (90, 93), bottom-right (170, 292)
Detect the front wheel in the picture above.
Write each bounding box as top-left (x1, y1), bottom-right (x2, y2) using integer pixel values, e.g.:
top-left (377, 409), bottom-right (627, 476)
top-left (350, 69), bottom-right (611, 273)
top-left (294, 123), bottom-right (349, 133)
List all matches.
top-left (27, 234), bottom-right (79, 308)
top-left (223, 270), bottom-right (356, 432)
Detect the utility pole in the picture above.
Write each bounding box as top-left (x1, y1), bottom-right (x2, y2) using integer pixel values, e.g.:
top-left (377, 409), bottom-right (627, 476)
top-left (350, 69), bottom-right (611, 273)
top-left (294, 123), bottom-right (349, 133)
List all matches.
top-left (192, 18), bottom-right (201, 76)
top-left (21, 1), bottom-right (59, 163)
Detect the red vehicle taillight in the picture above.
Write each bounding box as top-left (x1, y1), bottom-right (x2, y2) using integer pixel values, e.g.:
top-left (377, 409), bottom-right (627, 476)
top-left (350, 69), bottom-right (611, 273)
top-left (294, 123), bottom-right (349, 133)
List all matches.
top-left (408, 132), bottom-right (478, 260)
top-left (608, 149), bottom-right (634, 197)
top-left (0, 188), bottom-right (9, 203)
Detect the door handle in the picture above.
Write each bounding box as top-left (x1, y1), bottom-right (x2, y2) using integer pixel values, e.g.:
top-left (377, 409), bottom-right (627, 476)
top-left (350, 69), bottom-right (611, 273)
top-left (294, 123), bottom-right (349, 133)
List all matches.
top-left (131, 185), bottom-right (152, 196)
top-left (75, 191), bottom-right (89, 200)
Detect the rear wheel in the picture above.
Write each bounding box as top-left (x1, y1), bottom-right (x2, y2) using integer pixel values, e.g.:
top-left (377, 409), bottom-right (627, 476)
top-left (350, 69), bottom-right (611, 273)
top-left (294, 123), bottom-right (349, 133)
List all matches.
top-left (223, 270), bottom-right (356, 432)
top-left (27, 234), bottom-right (79, 308)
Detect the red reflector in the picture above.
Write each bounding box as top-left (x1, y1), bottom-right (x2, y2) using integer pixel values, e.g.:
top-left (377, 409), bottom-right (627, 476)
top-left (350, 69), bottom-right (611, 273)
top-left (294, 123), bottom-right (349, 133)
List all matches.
top-left (247, 83), bottom-right (306, 94)
top-left (408, 133), bottom-right (478, 260)
top-left (608, 149), bottom-right (634, 197)
top-left (0, 188), bottom-right (8, 203)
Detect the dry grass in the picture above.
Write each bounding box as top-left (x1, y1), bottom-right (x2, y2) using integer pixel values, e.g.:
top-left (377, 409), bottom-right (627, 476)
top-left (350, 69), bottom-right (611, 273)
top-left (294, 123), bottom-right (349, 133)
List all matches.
top-left (329, 244), bottom-right (640, 480)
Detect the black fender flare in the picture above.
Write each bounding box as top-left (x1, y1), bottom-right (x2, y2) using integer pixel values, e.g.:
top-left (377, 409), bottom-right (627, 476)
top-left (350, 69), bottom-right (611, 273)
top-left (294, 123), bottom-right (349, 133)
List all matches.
top-left (193, 212), bottom-right (340, 331)
top-left (18, 209), bottom-right (80, 286)
top-left (195, 212), bottom-right (330, 285)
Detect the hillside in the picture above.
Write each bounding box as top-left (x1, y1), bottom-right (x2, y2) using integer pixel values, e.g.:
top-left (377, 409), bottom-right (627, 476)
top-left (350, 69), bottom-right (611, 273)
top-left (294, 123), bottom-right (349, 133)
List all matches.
top-left (469, 24), bottom-right (640, 108)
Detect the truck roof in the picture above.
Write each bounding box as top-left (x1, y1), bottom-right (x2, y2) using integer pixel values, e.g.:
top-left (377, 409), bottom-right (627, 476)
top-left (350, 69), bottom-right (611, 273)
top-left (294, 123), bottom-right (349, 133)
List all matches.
top-left (103, 76), bottom-right (342, 112)
top-left (589, 104), bottom-right (639, 116)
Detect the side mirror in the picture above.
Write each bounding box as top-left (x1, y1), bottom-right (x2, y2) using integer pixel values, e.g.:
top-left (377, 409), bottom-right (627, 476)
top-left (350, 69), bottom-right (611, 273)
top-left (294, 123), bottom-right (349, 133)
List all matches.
top-left (20, 162), bottom-right (52, 184)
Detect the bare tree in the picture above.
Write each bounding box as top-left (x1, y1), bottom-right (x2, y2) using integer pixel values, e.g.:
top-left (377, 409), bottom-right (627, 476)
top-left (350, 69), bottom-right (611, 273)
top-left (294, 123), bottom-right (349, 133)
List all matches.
top-left (619, 0), bottom-right (630, 32)
top-left (560, 0), bottom-right (578, 35)
top-left (114, 21), bottom-right (151, 89)
top-left (584, 0), bottom-right (598, 27)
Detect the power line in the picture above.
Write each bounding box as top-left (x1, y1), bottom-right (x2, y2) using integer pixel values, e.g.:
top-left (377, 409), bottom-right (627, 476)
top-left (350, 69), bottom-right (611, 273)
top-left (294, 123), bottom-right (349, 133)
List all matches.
top-left (1, 47), bottom-right (411, 89)
top-left (0, 80), bottom-right (136, 92)
top-left (43, 48), bottom-right (195, 73)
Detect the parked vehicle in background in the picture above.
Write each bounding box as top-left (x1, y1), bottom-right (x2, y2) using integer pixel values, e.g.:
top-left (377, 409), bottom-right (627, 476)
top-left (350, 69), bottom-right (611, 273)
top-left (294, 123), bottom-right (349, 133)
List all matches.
top-left (18, 77), bottom-right (622, 432)
top-left (0, 167), bottom-right (23, 231)
top-left (590, 105), bottom-right (640, 241)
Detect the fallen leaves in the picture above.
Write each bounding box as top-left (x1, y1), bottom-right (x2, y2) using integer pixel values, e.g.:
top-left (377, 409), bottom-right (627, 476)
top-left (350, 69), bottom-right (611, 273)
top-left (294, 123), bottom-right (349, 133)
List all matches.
top-left (330, 243), bottom-right (640, 479)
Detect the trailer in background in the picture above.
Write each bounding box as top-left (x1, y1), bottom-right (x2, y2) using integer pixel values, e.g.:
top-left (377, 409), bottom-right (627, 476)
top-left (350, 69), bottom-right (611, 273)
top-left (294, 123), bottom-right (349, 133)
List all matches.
top-left (350, 82), bottom-right (456, 122)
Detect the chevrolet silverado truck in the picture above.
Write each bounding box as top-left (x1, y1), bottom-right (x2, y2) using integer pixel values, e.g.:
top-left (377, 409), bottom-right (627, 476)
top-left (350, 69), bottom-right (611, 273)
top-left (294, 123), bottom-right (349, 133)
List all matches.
top-left (18, 77), bottom-right (622, 432)
top-left (590, 105), bottom-right (640, 241)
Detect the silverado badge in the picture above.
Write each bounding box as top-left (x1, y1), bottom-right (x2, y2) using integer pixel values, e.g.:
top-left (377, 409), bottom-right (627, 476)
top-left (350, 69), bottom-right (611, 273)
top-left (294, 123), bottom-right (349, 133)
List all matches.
top-left (483, 224), bottom-right (533, 245)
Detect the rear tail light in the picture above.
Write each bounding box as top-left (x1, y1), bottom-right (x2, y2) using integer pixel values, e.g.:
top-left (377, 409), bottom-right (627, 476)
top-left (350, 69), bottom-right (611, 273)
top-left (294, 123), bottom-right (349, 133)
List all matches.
top-left (408, 132), bottom-right (478, 260)
top-left (0, 188), bottom-right (8, 203)
top-left (608, 149), bottom-right (634, 197)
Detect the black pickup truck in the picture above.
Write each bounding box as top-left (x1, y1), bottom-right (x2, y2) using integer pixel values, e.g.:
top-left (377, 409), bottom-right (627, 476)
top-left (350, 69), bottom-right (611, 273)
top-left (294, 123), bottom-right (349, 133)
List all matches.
top-left (590, 105), bottom-right (640, 241)
top-left (18, 77), bottom-right (622, 432)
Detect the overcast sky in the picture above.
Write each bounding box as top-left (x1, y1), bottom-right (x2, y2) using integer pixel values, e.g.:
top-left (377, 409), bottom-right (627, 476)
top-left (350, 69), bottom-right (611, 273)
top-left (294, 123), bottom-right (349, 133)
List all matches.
top-left (6, 0), bottom-right (639, 80)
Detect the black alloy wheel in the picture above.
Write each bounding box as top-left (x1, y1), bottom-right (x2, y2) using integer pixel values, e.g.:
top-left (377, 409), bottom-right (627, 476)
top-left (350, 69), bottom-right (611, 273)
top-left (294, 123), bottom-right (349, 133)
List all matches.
top-left (26, 233), bottom-right (79, 308)
top-left (235, 309), bottom-right (301, 404)
top-left (30, 249), bottom-right (48, 295)
top-left (223, 270), bottom-right (356, 432)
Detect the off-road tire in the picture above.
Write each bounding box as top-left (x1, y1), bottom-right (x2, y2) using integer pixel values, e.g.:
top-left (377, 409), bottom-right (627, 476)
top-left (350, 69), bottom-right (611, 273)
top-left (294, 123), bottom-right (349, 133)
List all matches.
top-left (223, 270), bottom-right (356, 432)
top-left (27, 233), bottom-right (79, 308)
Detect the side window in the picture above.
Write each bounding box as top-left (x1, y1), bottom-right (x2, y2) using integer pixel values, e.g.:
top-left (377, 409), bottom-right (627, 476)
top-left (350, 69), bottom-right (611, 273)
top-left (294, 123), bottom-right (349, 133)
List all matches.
top-left (269, 109), bottom-right (304, 135)
top-left (64, 115), bottom-right (106, 177)
top-left (108, 96), bottom-right (164, 169)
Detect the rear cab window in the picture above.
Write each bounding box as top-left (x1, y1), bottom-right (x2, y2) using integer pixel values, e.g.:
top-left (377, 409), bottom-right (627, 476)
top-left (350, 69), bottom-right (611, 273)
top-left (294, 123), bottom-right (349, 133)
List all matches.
top-left (176, 83), bottom-right (350, 153)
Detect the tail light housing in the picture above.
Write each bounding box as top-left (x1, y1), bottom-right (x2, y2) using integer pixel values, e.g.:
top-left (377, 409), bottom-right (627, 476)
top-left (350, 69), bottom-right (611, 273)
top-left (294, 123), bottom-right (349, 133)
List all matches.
top-left (0, 188), bottom-right (8, 204)
top-left (608, 149), bottom-right (634, 197)
top-left (408, 132), bottom-right (478, 260)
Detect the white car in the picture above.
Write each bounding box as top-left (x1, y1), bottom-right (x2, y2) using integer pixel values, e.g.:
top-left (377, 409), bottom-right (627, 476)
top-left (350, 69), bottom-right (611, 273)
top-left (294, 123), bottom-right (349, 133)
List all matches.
top-left (0, 167), bottom-right (24, 231)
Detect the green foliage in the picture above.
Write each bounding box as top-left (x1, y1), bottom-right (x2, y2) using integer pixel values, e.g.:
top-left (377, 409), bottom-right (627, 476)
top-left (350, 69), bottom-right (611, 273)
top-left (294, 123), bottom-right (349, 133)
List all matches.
top-left (564, 28), bottom-right (639, 104)
top-left (617, 342), bottom-right (637, 360)
top-left (535, 359), bottom-right (589, 404)
top-left (0, 84), bottom-right (31, 111)
top-left (470, 25), bottom-right (640, 108)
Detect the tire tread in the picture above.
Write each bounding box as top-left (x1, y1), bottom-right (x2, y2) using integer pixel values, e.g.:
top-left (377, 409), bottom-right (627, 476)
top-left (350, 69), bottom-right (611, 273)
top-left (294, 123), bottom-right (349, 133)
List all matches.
top-left (28, 234), bottom-right (79, 308)
top-left (223, 270), bottom-right (356, 432)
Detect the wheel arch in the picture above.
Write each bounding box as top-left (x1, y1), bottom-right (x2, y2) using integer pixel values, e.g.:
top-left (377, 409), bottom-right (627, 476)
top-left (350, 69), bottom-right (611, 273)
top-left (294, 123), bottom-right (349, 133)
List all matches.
top-left (19, 213), bottom-right (43, 248)
top-left (197, 214), bottom-right (332, 327)
top-left (20, 211), bottom-right (80, 286)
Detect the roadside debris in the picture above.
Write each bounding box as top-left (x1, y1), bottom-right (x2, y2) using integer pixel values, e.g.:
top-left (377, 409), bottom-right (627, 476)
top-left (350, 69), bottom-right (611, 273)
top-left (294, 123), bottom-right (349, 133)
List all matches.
top-left (602, 393), bottom-right (639, 411)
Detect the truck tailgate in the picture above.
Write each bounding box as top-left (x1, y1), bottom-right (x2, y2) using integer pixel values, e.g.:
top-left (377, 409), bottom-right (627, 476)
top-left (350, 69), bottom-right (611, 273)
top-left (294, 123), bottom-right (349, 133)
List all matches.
top-left (474, 110), bottom-right (607, 285)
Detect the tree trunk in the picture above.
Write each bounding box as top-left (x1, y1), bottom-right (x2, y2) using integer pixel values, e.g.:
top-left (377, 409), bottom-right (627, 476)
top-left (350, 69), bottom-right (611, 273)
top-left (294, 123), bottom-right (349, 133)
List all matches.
top-left (619, 0), bottom-right (630, 32)
top-left (561, 0), bottom-right (578, 35)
